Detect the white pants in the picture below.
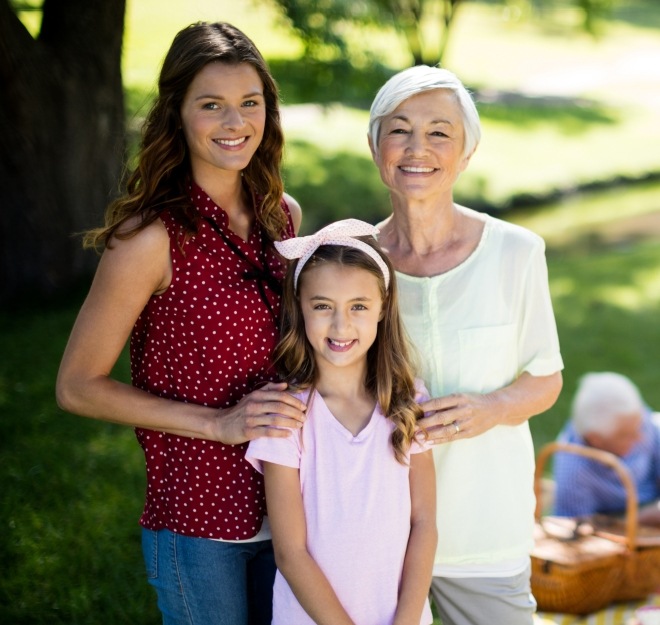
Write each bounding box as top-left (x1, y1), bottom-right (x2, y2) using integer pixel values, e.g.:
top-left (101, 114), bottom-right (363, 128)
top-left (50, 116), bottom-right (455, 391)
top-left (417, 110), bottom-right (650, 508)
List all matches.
top-left (430, 565), bottom-right (536, 625)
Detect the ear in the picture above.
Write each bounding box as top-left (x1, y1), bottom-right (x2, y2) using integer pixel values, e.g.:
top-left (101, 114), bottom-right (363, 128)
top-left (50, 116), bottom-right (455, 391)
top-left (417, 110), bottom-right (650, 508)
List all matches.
top-left (458, 148), bottom-right (475, 173)
top-left (367, 134), bottom-right (378, 162)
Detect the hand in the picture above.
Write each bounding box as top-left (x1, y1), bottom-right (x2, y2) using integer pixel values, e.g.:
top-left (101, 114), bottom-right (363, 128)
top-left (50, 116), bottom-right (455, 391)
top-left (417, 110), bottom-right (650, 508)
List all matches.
top-left (417, 392), bottom-right (500, 445)
top-left (212, 382), bottom-right (307, 445)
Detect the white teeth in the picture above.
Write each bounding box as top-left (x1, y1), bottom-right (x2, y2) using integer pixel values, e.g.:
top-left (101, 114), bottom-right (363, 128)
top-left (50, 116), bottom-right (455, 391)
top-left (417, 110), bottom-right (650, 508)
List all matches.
top-left (400, 166), bottom-right (434, 173)
top-left (329, 338), bottom-right (353, 347)
top-left (217, 138), bottom-right (246, 146)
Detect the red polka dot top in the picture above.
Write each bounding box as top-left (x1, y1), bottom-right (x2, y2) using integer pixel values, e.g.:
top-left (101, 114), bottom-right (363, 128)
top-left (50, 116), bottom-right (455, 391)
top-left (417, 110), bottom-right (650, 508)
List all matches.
top-left (130, 181), bottom-right (294, 540)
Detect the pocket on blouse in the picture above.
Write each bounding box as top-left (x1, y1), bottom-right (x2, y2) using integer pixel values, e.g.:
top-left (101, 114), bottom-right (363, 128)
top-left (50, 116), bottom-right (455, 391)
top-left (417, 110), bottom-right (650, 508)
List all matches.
top-left (458, 324), bottom-right (517, 393)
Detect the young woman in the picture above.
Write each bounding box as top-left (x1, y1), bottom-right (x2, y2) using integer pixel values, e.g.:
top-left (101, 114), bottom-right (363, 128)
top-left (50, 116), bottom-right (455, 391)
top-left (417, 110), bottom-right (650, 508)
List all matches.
top-left (246, 219), bottom-right (437, 625)
top-left (56, 22), bottom-right (306, 625)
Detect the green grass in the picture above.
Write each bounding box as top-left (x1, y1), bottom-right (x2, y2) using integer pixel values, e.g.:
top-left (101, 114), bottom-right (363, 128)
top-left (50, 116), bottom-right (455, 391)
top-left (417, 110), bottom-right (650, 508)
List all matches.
top-left (0, 293), bottom-right (157, 625)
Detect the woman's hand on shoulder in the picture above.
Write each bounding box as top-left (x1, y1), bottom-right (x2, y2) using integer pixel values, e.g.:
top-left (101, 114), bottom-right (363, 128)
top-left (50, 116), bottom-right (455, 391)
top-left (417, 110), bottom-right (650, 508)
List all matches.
top-left (211, 382), bottom-right (307, 445)
top-left (283, 193), bottom-right (302, 235)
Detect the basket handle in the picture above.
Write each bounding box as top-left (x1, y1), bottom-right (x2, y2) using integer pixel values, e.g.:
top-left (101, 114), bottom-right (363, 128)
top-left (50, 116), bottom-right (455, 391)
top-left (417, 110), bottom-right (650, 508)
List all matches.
top-left (534, 441), bottom-right (639, 550)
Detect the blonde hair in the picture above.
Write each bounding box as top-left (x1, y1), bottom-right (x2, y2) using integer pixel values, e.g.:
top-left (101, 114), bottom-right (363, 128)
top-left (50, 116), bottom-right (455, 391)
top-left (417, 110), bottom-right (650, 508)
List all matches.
top-left (273, 237), bottom-right (424, 463)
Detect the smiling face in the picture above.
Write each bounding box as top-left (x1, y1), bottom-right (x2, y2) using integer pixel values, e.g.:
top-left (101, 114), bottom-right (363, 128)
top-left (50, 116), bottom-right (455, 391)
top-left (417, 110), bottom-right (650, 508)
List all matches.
top-left (371, 88), bottom-right (471, 204)
top-left (298, 263), bottom-right (384, 381)
top-left (180, 62), bottom-right (266, 185)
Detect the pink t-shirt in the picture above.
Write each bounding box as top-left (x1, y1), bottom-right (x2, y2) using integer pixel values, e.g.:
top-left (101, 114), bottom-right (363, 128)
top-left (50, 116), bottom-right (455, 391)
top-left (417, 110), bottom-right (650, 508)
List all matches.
top-left (246, 386), bottom-right (434, 625)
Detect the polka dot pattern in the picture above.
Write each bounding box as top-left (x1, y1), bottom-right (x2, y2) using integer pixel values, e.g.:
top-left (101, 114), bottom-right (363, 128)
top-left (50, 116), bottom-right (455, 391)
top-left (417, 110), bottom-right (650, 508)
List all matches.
top-left (131, 182), bottom-right (294, 540)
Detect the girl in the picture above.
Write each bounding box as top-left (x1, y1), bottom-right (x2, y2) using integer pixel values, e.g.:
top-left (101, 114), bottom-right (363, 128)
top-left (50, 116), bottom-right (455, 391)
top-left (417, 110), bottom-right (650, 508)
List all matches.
top-left (246, 219), bottom-right (437, 625)
top-left (56, 22), bottom-right (307, 625)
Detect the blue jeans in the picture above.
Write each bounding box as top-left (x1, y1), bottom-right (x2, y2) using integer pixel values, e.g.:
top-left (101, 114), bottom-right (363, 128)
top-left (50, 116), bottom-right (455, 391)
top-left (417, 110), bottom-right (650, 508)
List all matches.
top-left (142, 528), bottom-right (276, 625)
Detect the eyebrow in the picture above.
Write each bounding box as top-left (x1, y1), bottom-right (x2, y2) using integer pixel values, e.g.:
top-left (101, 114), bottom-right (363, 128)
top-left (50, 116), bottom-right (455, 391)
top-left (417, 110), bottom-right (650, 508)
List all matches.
top-left (308, 295), bottom-right (373, 302)
top-left (390, 114), bottom-right (454, 126)
top-left (194, 91), bottom-right (264, 101)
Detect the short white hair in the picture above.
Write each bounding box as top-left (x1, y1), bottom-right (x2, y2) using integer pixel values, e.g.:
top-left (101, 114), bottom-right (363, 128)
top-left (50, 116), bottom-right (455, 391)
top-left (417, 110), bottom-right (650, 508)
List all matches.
top-left (571, 372), bottom-right (644, 437)
top-left (368, 65), bottom-right (482, 160)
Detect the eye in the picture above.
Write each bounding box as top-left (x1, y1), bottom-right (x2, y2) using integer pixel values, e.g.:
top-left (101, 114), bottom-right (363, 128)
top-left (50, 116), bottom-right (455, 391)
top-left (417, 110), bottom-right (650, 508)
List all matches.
top-left (430, 130), bottom-right (449, 138)
top-left (352, 304), bottom-right (368, 311)
top-left (202, 101), bottom-right (219, 110)
top-left (242, 99), bottom-right (259, 108)
top-left (312, 303), bottom-right (330, 310)
top-left (390, 128), bottom-right (409, 135)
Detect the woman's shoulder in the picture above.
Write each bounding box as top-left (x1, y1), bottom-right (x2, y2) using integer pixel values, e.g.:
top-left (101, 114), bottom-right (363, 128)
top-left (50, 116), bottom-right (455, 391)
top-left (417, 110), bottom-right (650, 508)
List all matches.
top-left (112, 214), bottom-right (170, 251)
top-left (476, 210), bottom-right (546, 252)
top-left (282, 192), bottom-right (302, 235)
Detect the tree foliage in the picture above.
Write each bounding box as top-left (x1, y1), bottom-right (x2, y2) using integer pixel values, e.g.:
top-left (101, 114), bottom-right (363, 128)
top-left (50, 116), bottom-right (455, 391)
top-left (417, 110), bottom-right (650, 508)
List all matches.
top-left (269, 0), bottom-right (466, 67)
top-left (267, 0), bottom-right (632, 67)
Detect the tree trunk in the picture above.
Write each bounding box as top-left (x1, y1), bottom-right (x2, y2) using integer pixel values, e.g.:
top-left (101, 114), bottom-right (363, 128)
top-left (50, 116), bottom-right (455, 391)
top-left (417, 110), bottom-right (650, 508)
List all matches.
top-left (0, 0), bottom-right (126, 306)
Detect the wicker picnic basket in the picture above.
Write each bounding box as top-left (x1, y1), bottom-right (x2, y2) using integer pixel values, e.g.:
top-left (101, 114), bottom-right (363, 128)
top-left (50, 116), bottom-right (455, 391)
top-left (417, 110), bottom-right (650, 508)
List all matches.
top-left (531, 442), bottom-right (660, 615)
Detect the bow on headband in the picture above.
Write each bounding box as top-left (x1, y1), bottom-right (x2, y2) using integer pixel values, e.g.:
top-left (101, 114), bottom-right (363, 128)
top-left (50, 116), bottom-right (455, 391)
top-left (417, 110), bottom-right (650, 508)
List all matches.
top-left (274, 219), bottom-right (390, 290)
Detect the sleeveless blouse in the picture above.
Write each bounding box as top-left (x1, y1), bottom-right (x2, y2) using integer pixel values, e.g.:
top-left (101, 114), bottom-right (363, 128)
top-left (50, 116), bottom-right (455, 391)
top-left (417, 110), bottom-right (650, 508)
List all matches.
top-left (130, 182), bottom-right (294, 540)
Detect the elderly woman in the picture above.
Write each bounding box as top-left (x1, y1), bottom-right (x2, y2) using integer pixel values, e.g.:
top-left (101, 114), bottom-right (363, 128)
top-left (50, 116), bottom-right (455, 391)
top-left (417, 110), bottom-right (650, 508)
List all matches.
top-left (367, 66), bottom-right (564, 625)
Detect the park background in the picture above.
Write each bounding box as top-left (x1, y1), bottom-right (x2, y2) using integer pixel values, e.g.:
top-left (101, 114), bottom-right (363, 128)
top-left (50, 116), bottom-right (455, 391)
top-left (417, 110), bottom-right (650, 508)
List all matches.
top-left (1, 0), bottom-right (660, 622)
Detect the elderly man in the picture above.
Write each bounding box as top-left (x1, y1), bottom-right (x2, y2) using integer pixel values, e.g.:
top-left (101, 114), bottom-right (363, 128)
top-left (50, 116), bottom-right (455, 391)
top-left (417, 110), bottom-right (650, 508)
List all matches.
top-left (553, 372), bottom-right (660, 525)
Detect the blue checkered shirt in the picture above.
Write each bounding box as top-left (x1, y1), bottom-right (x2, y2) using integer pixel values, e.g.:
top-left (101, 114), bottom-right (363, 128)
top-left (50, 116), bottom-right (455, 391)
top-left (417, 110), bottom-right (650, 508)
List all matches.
top-left (553, 410), bottom-right (660, 517)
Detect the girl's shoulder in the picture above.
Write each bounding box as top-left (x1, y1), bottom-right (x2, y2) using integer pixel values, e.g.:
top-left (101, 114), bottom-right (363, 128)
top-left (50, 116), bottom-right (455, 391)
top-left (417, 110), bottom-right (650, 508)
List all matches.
top-left (413, 377), bottom-right (431, 404)
top-left (287, 386), bottom-right (313, 404)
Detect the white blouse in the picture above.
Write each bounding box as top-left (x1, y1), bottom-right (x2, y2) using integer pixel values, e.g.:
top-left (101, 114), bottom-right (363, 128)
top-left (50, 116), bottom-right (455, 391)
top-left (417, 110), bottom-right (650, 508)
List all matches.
top-left (397, 214), bottom-right (564, 576)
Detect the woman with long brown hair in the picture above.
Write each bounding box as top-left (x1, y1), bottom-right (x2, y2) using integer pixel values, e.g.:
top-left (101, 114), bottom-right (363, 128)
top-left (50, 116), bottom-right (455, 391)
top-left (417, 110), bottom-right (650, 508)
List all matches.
top-left (56, 22), bottom-right (306, 624)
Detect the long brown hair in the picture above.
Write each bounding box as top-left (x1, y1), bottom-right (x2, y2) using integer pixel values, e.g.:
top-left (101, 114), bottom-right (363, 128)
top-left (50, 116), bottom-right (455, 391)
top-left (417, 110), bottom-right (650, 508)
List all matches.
top-left (273, 238), bottom-right (424, 463)
top-left (85, 22), bottom-right (286, 249)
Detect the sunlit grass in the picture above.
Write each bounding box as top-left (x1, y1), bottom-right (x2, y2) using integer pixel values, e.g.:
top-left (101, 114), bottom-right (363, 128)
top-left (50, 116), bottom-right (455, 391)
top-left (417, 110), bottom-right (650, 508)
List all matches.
top-left (511, 183), bottom-right (660, 243)
top-left (527, 236), bottom-right (660, 449)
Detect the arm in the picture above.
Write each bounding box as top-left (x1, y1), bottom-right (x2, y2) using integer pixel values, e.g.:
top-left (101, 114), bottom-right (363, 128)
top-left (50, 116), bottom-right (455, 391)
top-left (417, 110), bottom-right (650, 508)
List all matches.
top-left (393, 449), bottom-right (437, 625)
top-left (418, 371), bottom-right (563, 444)
top-left (264, 462), bottom-right (356, 625)
top-left (56, 221), bottom-right (307, 444)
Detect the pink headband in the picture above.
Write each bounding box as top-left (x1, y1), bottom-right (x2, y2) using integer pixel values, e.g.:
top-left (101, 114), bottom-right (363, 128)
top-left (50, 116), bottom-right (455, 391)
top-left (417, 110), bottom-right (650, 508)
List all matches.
top-left (274, 219), bottom-right (390, 291)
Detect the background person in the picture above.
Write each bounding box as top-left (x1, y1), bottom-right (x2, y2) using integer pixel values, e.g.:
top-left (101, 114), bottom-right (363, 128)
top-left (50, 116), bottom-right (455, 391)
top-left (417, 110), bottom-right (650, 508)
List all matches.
top-left (367, 65), bottom-right (564, 625)
top-left (247, 220), bottom-right (436, 625)
top-left (554, 371), bottom-right (660, 525)
top-left (56, 22), bottom-right (305, 625)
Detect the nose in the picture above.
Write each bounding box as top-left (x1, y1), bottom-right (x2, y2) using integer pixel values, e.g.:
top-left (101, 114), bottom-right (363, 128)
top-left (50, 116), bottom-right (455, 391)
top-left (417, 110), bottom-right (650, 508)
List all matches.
top-left (221, 105), bottom-right (245, 130)
top-left (404, 131), bottom-right (427, 156)
top-left (331, 309), bottom-right (350, 333)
